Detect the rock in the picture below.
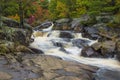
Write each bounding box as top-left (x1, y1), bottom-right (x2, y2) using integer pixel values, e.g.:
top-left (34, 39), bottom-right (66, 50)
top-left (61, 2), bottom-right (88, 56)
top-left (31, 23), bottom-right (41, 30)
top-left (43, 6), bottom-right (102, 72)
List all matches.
top-left (96, 13), bottom-right (113, 23)
top-left (82, 23), bottom-right (119, 40)
top-left (95, 69), bottom-right (120, 80)
top-left (54, 76), bottom-right (81, 80)
top-left (91, 41), bottom-right (116, 58)
top-left (0, 41), bottom-right (15, 54)
top-left (0, 26), bottom-right (32, 45)
top-left (116, 40), bottom-right (120, 61)
top-left (101, 41), bottom-right (116, 53)
top-left (34, 21), bottom-right (53, 31)
top-left (29, 47), bottom-right (44, 54)
top-left (55, 18), bottom-right (70, 24)
top-left (0, 40), bottom-right (36, 54)
top-left (81, 46), bottom-right (101, 57)
top-left (72, 39), bottom-right (90, 48)
top-left (81, 41), bottom-right (116, 58)
top-left (70, 15), bottom-right (90, 29)
top-left (82, 27), bottom-right (99, 40)
top-left (59, 31), bottom-right (74, 38)
top-left (55, 18), bottom-right (71, 30)
top-left (0, 71), bottom-right (12, 80)
top-left (22, 55), bottom-right (97, 80)
top-left (2, 16), bottom-right (32, 30)
top-left (70, 18), bottom-right (82, 29)
top-left (2, 16), bottom-right (19, 27)
top-left (91, 42), bottom-right (102, 51)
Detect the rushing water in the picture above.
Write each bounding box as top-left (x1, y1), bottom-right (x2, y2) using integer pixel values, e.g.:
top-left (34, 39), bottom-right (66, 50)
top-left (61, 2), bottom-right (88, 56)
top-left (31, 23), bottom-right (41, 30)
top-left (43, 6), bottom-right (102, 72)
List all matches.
top-left (30, 30), bottom-right (120, 70)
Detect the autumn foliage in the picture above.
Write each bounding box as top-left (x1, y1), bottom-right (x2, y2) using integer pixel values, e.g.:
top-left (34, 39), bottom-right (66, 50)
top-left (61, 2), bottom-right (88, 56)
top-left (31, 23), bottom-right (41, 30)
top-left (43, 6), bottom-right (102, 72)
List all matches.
top-left (33, 2), bottom-right (49, 21)
top-left (0, 0), bottom-right (120, 24)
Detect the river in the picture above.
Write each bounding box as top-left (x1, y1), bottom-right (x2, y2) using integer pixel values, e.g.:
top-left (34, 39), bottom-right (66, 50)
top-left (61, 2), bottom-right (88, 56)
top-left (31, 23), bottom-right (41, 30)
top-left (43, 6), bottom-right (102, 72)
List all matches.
top-left (30, 30), bottom-right (120, 71)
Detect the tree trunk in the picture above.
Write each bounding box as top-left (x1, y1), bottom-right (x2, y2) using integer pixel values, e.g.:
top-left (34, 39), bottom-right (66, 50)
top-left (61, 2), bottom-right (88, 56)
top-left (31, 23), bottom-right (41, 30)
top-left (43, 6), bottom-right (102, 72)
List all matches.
top-left (0, 3), bottom-right (2, 27)
top-left (111, 0), bottom-right (115, 6)
top-left (19, 0), bottom-right (24, 28)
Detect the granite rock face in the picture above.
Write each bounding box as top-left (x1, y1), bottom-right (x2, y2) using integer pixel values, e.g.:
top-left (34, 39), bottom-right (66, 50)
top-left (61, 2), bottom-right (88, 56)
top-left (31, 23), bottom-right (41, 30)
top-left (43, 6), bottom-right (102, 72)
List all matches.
top-left (0, 54), bottom-right (98, 80)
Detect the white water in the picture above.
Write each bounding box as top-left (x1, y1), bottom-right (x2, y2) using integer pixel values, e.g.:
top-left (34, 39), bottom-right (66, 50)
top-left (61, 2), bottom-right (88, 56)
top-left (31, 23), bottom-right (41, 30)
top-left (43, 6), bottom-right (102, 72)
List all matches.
top-left (30, 30), bottom-right (120, 70)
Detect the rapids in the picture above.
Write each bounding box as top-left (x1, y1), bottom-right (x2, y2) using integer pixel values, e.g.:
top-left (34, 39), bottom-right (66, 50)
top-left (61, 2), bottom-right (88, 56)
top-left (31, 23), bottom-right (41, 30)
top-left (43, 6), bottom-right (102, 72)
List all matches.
top-left (30, 30), bottom-right (120, 70)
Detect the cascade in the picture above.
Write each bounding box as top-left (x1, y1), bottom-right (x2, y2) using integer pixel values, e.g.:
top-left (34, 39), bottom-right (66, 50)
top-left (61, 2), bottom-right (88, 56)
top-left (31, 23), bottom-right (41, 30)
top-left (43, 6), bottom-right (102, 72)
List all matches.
top-left (30, 30), bottom-right (120, 70)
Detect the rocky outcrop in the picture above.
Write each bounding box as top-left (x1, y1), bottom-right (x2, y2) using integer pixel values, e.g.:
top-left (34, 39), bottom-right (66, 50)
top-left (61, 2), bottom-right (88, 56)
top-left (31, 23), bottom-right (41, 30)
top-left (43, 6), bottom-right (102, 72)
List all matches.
top-left (0, 54), bottom-right (97, 80)
top-left (81, 41), bottom-right (116, 58)
top-left (0, 40), bottom-right (38, 54)
top-left (0, 26), bottom-right (32, 45)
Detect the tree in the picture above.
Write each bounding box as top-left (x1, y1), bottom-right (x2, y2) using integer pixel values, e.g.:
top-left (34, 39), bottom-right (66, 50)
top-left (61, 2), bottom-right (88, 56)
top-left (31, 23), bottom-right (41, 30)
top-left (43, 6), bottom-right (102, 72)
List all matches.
top-left (0, 1), bottom-right (2, 27)
top-left (17, 0), bottom-right (36, 28)
top-left (33, 0), bottom-right (49, 21)
top-left (48, 0), bottom-right (57, 19)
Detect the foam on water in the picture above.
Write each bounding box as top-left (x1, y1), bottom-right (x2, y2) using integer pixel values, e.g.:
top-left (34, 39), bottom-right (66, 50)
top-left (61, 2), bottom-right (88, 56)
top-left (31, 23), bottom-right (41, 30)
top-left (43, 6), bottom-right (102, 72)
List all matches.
top-left (30, 30), bottom-right (120, 70)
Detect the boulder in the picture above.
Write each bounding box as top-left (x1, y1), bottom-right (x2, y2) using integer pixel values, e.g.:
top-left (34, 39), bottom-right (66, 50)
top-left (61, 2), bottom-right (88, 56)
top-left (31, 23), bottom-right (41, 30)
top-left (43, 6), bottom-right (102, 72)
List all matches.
top-left (0, 26), bottom-right (32, 45)
top-left (70, 15), bottom-right (90, 29)
top-left (91, 41), bottom-right (116, 58)
top-left (81, 46), bottom-right (101, 57)
top-left (2, 16), bottom-right (19, 27)
top-left (82, 23), bottom-right (120, 41)
top-left (72, 39), bottom-right (90, 48)
top-left (55, 18), bottom-right (71, 30)
top-left (59, 31), bottom-right (74, 39)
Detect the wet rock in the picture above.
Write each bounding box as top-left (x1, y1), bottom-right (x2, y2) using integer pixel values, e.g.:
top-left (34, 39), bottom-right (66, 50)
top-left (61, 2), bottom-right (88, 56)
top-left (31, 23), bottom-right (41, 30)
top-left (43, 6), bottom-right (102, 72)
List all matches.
top-left (72, 39), bottom-right (90, 48)
top-left (95, 69), bottom-right (120, 80)
top-left (91, 41), bottom-right (116, 58)
top-left (81, 46), bottom-right (101, 57)
top-left (59, 31), bottom-right (74, 38)
top-left (0, 71), bottom-right (12, 80)
top-left (53, 42), bottom-right (63, 47)
top-left (34, 21), bottom-right (53, 31)
top-left (29, 47), bottom-right (44, 54)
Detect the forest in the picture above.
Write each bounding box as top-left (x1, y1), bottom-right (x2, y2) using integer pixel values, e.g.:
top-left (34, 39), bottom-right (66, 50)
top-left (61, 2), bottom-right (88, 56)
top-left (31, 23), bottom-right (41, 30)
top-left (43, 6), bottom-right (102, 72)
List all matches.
top-left (0, 0), bottom-right (120, 27)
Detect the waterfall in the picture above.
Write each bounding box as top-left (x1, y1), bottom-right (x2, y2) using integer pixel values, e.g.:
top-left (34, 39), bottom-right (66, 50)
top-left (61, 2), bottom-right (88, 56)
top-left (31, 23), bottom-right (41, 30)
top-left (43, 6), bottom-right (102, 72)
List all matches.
top-left (30, 30), bottom-right (120, 70)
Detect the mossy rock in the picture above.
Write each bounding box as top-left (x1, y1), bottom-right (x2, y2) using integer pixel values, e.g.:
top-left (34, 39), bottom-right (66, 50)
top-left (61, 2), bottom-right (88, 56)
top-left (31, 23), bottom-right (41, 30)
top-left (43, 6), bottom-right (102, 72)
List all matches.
top-left (0, 26), bottom-right (32, 45)
top-left (0, 40), bottom-right (34, 55)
